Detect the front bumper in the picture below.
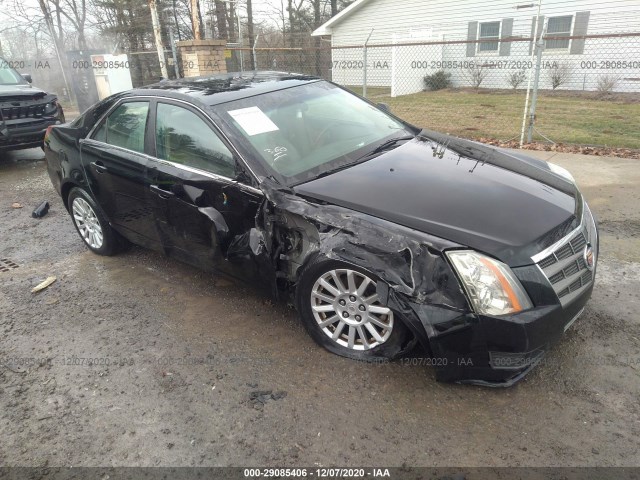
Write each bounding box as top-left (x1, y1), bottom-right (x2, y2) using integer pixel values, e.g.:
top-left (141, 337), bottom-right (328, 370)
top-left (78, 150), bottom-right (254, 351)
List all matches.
top-left (406, 199), bottom-right (598, 386)
top-left (427, 282), bottom-right (593, 386)
top-left (0, 108), bottom-right (64, 151)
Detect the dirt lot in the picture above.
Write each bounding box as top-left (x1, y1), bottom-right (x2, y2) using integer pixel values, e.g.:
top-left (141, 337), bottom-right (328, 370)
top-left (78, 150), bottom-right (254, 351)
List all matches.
top-left (0, 147), bottom-right (639, 468)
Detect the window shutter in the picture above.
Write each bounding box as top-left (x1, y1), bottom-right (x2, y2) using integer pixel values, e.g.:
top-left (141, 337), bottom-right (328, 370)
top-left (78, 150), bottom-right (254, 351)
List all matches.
top-left (529, 15), bottom-right (544, 55)
top-left (570, 11), bottom-right (590, 55)
top-left (499, 18), bottom-right (514, 56)
top-left (467, 21), bottom-right (478, 57)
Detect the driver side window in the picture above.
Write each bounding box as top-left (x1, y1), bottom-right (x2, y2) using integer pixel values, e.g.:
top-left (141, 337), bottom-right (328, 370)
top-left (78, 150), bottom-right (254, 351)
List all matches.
top-left (155, 103), bottom-right (236, 178)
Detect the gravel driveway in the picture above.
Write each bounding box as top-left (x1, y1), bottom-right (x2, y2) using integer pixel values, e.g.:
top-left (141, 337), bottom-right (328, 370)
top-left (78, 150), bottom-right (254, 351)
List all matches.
top-left (0, 147), bottom-right (639, 468)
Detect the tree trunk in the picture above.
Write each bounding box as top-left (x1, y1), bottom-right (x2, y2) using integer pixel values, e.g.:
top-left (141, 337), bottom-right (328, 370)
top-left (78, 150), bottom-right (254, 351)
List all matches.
top-left (190, 0), bottom-right (201, 39)
top-left (247, 0), bottom-right (255, 69)
top-left (173, 0), bottom-right (182, 40)
top-left (196, 0), bottom-right (205, 39)
top-left (214, 1), bottom-right (228, 40)
top-left (331, 0), bottom-right (337, 17)
top-left (226, 4), bottom-right (236, 43)
top-left (287, 0), bottom-right (294, 48)
top-left (313, 0), bottom-right (321, 76)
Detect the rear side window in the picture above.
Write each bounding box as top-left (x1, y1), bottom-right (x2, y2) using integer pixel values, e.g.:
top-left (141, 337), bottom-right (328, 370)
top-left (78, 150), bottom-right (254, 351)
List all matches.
top-left (92, 101), bottom-right (149, 154)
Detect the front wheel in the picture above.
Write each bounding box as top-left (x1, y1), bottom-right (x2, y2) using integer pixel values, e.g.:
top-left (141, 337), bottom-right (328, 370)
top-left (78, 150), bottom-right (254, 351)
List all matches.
top-left (68, 187), bottom-right (119, 256)
top-left (296, 258), bottom-right (414, 361)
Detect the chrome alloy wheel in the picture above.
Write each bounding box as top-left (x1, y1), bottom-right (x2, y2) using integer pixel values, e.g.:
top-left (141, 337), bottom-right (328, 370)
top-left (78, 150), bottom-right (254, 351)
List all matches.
top-left (72, 197), bottom-right (104, 249)
top-left (310, 268), bottom-right (394, 350)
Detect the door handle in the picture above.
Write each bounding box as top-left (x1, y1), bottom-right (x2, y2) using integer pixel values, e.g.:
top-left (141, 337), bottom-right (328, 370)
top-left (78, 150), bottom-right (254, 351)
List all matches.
top-left (91, 161), bottom-right (107, 174)
top-left (150, 184), bottom-right (175, 199)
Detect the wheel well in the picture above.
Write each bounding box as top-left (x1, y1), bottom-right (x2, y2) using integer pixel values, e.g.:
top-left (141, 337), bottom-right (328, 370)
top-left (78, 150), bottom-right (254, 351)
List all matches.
top-left (60, 182), bottom-right (78, 211)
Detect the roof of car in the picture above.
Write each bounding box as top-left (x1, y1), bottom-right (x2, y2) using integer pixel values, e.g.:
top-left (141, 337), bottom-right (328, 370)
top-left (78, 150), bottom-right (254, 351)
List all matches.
top-left (131, 71), bottom-right (322, 106)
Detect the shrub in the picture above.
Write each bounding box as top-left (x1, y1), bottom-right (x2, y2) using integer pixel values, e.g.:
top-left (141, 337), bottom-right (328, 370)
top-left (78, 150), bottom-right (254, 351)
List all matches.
top-left (547, 62), bottom-right (572, 90)
top-left (424, 70), bottom-right (452, 91)
top-left (506, 69), bottom-right (527, 90)
top-left (596, 75), bottom-right (619, 94)
top-left (465, 65), bottom-right (487, 90)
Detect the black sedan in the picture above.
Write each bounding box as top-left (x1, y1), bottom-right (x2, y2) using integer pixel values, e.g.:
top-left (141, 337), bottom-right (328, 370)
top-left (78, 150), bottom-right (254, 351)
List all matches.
top-left (44, 72), bottom-right (598, 386)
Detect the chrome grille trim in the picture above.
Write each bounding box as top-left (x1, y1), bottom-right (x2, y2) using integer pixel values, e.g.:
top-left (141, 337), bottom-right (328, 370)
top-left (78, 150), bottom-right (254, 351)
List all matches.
top-left (533, 201), bottom-right (597, 307)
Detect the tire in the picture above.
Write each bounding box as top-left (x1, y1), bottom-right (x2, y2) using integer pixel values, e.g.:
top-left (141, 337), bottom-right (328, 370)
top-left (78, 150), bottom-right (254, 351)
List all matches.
top-left (296, 257), bottom-right (415, 361)
top-left (68, 187), bottom-right (120, 256)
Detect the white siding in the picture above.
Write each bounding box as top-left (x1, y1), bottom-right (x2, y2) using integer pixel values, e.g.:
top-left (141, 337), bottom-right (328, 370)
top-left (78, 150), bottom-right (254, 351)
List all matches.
top-left (327, 0), bottom-right (640, 93)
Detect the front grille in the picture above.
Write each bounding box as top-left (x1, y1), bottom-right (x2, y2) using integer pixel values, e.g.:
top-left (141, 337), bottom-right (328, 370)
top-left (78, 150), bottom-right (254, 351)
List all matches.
top-left (1, 103), bottom-right (47, 120)
top-left (534, 203), bottom-right (597, 307)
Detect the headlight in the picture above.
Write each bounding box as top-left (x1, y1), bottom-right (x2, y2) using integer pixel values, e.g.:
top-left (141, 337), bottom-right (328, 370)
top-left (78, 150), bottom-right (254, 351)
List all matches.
top-left (44, 100), bottom-right (58, 115)
top-left (446, 250), bottom-right (532, 316)
top-left (548, 162), bottom-right (575, 183)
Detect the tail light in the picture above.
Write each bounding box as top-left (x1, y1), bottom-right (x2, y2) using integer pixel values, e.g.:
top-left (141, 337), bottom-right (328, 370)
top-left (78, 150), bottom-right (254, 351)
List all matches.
top-left (44, 125), bottom-right (55, 146)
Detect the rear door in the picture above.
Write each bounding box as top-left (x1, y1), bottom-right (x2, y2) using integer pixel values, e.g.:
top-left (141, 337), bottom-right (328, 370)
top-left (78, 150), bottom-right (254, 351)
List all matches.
top-left (80, 100), bottom-right (161, 249)
top-left (146, 99), bottom-right (263, 274)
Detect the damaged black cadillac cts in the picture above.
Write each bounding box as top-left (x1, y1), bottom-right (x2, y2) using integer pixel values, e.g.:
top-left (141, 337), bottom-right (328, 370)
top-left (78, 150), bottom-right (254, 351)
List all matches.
top-left (44, 72), bottom-right (598, 386)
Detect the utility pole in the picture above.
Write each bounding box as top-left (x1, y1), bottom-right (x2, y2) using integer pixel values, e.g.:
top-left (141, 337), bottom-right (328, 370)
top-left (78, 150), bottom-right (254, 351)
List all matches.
top-left (362, 28), bottom-right (374, 98)
top-left (527, 25), bottom-right (545, 143)
top-left (520, 0), bottom-right (543, 146)
top-left (149, 0), bottom-right (169, 79)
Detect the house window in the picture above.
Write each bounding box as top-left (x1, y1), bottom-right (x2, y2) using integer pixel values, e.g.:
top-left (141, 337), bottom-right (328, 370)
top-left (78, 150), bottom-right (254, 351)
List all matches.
top-left (478, 21), bottom-right (501, 52)
top-left (546, 16), bottom-right (573, 49)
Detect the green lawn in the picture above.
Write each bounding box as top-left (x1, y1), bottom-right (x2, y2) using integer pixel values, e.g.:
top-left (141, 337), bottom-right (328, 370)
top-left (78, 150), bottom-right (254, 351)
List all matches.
top-left (360, 88), bottom-right (640, 149)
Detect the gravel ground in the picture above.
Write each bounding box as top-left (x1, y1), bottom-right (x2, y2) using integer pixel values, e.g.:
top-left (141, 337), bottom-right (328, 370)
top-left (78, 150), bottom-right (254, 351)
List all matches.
top-left (0, 147), bottom-right (639, 468)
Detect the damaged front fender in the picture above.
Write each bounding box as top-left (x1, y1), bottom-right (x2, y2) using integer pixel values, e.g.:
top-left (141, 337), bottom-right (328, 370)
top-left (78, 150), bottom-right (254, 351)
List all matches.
top-left (250, 179), bottom-right (478, 367)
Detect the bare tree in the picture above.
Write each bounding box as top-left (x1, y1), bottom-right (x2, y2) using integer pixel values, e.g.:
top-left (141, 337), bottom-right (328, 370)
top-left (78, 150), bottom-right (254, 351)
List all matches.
top-left (59, 0), bottom-right (89, 49)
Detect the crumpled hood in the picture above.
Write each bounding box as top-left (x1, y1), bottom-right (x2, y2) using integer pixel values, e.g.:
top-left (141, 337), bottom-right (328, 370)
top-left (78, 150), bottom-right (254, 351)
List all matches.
top-left (294, 133), bottom-right (578, 266)
top-left (0, 84), bottom-right (48, 100)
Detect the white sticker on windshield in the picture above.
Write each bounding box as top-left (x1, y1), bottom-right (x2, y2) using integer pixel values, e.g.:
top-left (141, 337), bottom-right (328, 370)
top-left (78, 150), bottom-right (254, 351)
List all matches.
top-left (227, 106), bottom-right (279, 136)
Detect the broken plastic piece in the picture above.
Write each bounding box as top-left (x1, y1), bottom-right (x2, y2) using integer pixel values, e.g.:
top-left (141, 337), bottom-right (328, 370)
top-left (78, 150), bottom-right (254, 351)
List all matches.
top-left (31, 276), bottom-right (56, 293)
top-left (32, 201), bottom-right (50, 218)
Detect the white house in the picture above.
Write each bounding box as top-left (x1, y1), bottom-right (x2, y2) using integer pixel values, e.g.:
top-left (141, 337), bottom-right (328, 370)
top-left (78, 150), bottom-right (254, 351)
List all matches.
top-left (312, 0), bottom-right (640, 95)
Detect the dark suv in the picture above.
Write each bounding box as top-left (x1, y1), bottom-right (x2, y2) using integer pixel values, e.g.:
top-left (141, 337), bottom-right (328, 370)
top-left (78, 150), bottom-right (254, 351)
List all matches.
top-left (0, 58), bottom-right (65, 151)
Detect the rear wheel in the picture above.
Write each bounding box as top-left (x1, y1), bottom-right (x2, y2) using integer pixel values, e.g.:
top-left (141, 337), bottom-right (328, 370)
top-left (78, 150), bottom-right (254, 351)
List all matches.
top-left (296, 258), bottom-right (414, 361)
top-left (68, 187), bottom-right (119, 256)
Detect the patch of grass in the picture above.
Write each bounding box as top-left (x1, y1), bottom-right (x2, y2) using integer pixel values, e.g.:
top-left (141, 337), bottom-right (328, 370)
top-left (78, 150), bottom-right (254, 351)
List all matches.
top-left (345, 85), bottom-right (391, 98)
top-left (375, 88), bottom-right (640, 149)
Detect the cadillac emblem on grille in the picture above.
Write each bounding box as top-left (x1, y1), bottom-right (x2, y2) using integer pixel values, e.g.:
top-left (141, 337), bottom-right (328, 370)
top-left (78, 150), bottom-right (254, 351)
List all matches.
top-left (584, 245), bottom-right (595, 271)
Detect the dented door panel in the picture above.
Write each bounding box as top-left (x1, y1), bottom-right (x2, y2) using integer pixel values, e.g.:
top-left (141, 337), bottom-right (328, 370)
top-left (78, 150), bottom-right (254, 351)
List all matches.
top-left (146, 159), bottom-right (263, 276)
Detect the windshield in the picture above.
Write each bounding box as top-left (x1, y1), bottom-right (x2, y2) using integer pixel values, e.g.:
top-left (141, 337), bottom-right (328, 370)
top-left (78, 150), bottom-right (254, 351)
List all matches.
top-left (0, 60), bottom-right (28, 86)
top-left (213, 81), bottom-right (413, 185)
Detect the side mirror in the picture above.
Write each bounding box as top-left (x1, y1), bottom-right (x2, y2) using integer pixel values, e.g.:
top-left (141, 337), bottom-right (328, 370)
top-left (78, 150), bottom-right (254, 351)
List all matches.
top-left (377, 102), bottom-right (390, 113)
top-left (234, 166), bottom-right (253, 185)
top-left (21, 73), bottom-right (33, 84)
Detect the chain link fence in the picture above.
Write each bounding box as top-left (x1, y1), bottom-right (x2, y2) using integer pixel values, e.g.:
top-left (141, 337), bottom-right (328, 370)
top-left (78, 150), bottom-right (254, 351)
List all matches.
top-left (328, 31), bottom-right (640, 150)
top-left (4, 24), bottom-right (638, 151)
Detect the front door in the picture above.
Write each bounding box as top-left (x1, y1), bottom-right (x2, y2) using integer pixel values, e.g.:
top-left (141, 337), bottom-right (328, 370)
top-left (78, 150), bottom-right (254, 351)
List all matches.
top-left (146, 100), bottom-right (263, 274)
